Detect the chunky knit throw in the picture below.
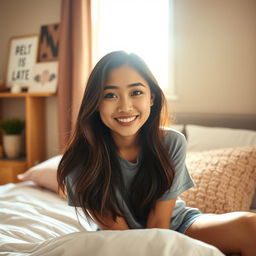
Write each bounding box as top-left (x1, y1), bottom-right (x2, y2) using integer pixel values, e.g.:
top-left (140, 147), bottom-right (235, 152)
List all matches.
top-left (180, 146), bottom-right (256, 213)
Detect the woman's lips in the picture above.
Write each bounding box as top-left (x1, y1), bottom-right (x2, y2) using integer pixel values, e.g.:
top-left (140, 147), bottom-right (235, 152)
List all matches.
top-left (114, 115), bottom-right (138, 126)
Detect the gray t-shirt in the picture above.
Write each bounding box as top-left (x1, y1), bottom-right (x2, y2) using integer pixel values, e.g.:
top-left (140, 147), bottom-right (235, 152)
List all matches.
top-left (66, 129), bottom-right (197, 231)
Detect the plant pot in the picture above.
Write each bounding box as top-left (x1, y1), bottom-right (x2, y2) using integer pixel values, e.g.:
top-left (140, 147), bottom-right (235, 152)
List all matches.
top-left (3, 134), bottom-right (22, 159)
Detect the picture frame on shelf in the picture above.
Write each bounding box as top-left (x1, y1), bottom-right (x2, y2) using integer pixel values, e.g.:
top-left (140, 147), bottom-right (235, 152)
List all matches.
top-left (28, 61), bottom-right (58, 93)
top-left (39, 23), bottom-right (60, 62)
top-left (6, 35), bottom-right (39, 90)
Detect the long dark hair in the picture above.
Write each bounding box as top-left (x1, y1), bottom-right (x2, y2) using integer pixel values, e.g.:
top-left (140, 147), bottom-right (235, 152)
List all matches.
top-left (57, 51), bottom-right (174, 226)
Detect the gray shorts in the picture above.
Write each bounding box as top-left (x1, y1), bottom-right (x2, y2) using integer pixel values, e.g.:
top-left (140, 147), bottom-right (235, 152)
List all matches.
top-left (175, 210), bottom-right (202, 233)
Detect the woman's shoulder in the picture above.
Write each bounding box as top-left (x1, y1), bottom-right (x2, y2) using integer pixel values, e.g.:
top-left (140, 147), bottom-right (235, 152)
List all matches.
top-left (161, 126), bottom-right (186, 141)
top-left (160, 127), bottom-right (187, 152)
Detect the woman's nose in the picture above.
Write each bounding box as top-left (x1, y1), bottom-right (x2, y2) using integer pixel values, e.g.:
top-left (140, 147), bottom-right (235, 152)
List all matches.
top-left (117, 96), bottom-right (133, 112)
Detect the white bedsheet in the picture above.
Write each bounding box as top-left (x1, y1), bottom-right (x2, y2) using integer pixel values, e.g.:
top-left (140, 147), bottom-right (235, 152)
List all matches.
top-left (0, 182), bottom-right (224, 256)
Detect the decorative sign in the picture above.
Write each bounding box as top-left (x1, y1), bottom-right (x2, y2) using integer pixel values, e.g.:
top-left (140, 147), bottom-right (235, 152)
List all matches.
top-left (6, 35), bottom-right (39, 88)
top-left (28, 62), bottom-right (58, 93)
top-left (39, 23), bottom-right (60, 62)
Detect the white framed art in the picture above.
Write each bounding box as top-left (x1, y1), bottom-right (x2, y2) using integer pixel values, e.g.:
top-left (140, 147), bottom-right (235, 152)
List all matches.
top-left (28, 62), bottom-right (58, 93)
top-left (6, 35), bottom-right (39, 88)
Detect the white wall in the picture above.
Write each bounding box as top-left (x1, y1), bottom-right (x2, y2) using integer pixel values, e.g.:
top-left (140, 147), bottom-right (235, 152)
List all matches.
top-left (170, 0), bottom-right (256, 114)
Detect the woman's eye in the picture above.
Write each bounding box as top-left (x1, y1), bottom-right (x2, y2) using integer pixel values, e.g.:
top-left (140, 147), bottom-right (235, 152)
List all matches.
top-left (132, 90), bottom-right (143, 96)
top-left (104, 93), bottom-right (117, 99)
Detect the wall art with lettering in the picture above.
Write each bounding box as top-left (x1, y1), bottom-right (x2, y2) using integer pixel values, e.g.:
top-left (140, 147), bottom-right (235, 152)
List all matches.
top-left (6, 35), bottom-right (39, 88)
top-left (39, 23), bottom-right (60, 62)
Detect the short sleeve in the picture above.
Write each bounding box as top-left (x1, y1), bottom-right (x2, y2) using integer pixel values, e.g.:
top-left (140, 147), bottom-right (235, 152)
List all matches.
top-left (157, 130), bottom-right (194, 201)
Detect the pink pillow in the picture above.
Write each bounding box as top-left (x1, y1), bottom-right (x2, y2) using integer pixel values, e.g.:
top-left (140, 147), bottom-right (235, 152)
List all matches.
top-left (180, 146), bottom-right (256, 213)
top-left (17, 155), bottom-right (62, 193)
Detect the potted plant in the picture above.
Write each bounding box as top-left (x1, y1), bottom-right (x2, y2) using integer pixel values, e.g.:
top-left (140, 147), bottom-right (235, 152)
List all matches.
top-left (0, 118), bottom-right (25, 159)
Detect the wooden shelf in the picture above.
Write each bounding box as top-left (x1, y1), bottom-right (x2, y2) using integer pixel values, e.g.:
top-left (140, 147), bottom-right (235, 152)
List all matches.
top-left (0, 92), bottom-right (54, 184)
top-left (0, 92), bottom-right (55, 98)
top-left (0, 160), bottom-right (27, 185)
top-left (0, 157), bottom-right (26, 163)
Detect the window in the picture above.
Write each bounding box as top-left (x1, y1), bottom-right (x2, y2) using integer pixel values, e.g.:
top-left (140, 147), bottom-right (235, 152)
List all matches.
top-left (91, 0), bottom-right (176, 99)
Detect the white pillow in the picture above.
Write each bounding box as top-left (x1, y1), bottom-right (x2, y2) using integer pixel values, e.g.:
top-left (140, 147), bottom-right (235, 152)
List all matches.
top-left (186, 125), bottom-right (256, 152)
top-left (170, 124), bottom-right (184, 133)
top-left (17, 155), bottom-right (62, 192)
top-left (29, 229), bottom-right (224, 256)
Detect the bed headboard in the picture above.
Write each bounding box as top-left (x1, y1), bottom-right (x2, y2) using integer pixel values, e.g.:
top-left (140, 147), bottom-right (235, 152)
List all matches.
top-left (172, 113), bottom-right (256, 131)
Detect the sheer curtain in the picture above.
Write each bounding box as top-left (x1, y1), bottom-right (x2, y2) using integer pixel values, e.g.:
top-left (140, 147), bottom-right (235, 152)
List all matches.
top-left (58, 0), bottom-right (92, 151)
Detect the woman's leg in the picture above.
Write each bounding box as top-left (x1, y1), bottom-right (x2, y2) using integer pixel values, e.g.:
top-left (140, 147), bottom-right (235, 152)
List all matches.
top-left (185, 211), bottom-right (256, 256)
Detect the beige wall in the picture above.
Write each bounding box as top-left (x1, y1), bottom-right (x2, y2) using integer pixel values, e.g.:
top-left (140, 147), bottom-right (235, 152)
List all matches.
top-left (0, 0), bottom-right (255, 158)
top-left (170, 0), bottom-right (256, 114)
top-left (0, 0), bottom-right (61, 158)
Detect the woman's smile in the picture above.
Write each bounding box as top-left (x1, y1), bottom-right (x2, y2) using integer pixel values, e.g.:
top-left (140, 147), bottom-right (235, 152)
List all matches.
top-left (114, 115), bottom-right (139, 126)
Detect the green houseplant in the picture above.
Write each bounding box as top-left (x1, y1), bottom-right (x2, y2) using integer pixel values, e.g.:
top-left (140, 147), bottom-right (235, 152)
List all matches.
top-left (0, 118), bottom-right (25, 158)
top-left (0, 118), bottom-right (25, 135)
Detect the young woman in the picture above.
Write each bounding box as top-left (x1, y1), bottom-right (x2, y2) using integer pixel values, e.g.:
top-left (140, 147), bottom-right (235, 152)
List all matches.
top-left (57, 51), bottom-right (256, 256)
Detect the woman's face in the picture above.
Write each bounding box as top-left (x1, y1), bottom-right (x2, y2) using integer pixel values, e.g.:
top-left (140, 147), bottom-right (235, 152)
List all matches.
top-left (98, 65), bottom-right (154, 142)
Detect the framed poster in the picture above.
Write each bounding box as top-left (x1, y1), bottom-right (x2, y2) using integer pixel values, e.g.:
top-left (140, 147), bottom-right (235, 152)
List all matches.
top-left (39, 23), bottom-right (60, 62)
top-left (28, 62), bottom-right (58, 93)
top-left (6, 35), bottom-right (39, 88)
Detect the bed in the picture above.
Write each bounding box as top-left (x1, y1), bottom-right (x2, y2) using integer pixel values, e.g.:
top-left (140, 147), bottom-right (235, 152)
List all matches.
top-left (1, 113), bottom-right (256, 256)
top-left (0, 182), bottom-right (224, 256)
